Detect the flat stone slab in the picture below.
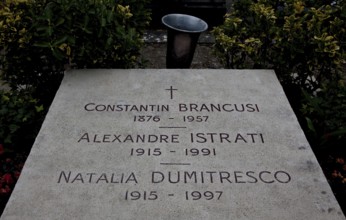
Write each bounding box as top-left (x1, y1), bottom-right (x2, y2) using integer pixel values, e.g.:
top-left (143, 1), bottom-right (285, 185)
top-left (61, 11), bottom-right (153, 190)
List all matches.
top-left (1, 69), bottom-right (344, 220)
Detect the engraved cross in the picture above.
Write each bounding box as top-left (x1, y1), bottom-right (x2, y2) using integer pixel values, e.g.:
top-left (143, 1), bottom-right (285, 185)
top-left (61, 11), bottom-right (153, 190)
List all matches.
top-left (165, 86), bottom-right (177, 100)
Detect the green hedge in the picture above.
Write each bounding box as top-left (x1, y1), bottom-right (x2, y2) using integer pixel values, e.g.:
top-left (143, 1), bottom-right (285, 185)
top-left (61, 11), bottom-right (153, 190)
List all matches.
top-left (0, 0), bottom-right (151, 99)
top-left (301, 80), bottom-right (346, 151)
top-left (0, 0), bottom-right (151, 151)
top-left (212, 0), bottom-right (345, 92)
top-left (0, 89), bottom-right (45, 152)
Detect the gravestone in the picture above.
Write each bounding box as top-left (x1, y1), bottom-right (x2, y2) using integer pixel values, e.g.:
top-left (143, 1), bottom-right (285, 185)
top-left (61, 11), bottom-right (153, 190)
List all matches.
top-left (1, 69), bottom-right (345, 220)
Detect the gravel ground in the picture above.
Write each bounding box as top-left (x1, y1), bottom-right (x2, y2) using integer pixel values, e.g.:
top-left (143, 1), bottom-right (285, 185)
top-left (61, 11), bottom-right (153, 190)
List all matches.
top-left (140, 43), bottom-right (224, 69)
top-left (140, 30), bottom-right (224, 69)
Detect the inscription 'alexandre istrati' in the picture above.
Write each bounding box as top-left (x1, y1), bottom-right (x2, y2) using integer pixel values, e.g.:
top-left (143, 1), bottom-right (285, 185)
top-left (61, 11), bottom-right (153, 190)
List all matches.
top-left (77, 132), bottom-right (265, 143)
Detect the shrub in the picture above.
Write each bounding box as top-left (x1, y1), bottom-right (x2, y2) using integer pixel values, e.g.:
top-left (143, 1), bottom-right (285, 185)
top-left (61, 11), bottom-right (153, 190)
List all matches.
top-left (0, 0), bottom-right (151, 102)
top-left (300, 79), bottom-right (346, 209)
top-left (212, 0), bottom-right (345, 93)
top-left (212, 0), bottom-right (346, 154)
top-left (301, 80), bottom-right (346, 151)
top-left (0, 89), bottom-right (45, 152)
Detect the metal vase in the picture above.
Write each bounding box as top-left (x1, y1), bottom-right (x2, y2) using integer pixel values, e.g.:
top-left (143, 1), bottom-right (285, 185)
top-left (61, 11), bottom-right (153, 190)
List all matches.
top-left (162, 14), bottom-right (208, 68)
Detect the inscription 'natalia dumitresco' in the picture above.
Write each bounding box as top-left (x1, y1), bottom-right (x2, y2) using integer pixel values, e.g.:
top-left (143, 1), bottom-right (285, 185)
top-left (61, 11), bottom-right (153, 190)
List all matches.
top-left (57, 170), bottom-right (291, 184)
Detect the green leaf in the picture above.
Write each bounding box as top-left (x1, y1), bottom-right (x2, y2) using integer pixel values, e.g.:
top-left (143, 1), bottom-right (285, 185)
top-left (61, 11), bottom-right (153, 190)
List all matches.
top-left (4, 136), bottom-right (12, 144)
top-left (33, 42), bottom-right (51, 48)
top-left (52, 48), bottom-right (65, 60)
top-left (107, 10), bottom-right (113, 22)
top-left (44, 2), bottom-right (56, 19)
top-left (322, 128), bottom-right (346, 139)
top-left (52, 36), bottom-right (68, 46)
top-left (67, 36), bottom-right (76, 45)
top-left (9, 124), bottom-right (20, 133)
top-left (35, 105), bottom-right (44, 113)
top-left (2, 95), bottom-right (10, 102)
top-left (106, 37), bottom-right (113, 47)
top-left (84, 28), bottom-right (93, 34)
top-left (101, 18), bottom-right (106, 27)
top-left (83, 15), bottom-right (90, 27)
top-left (56, 18), bottom-right (65, 26)
top-left (305, 117), bottom-right (316, 135)
top-left (47, 26), bottom-right (53, 36)
top-left (36, 26), bottom-right (50, 32)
